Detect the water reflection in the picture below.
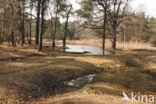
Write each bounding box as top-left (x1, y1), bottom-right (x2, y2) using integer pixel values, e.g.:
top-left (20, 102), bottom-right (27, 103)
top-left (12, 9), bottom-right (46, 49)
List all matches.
top-left (61, 45), bottom-right (111, 55)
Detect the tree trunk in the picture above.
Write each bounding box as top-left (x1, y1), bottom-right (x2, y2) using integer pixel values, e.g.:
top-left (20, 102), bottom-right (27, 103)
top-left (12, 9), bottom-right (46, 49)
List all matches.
top-left (50, 19), bottom-right (54, 43)
top-left (112, 22), bottom-right (117, 49)
top-left (102, 17), bottom-right (106, 55)
top-left (52, 4), bottom-right (58, 50)
top-left (17, 0), bottom-right (25, 47)
top-left (63, 6), bottom-right (72, 47)
top-left (36, 0), bottom-right (41, 45)
top-left (29, 21), bottom-right (32, 45)
top-left (49, 9), bottom-right (54, 48)
top-left (9, 0), bottom-right (16, 47)
top-left (102, 2), bottom-right (107, 55)
top-left (29, 4), bottom-right (33, 45)
top-left (0, 10), bottom-right (4, 44)
top-left (26, 26), bottom-right (30, 44)
top-left (21, 1), bottom-right (25, 47)
top-left (112, 30), bottom-right (117, 49)
top-left (11, 31), bottom-right (16, 47)
top-left (38, 0), bottom-right (45, 51)
top-left (63, 17), bottom-right (68, 47)
top-left (63, 16), bottom-right (69, 47)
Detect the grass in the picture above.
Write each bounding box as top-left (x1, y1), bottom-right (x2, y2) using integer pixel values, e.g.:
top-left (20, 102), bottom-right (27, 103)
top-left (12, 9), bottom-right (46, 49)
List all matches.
top-left (0, 44), bottom-right (156, 103)
top-left (0, 56), bottom-right (99, 103)
top-left (34, 49), bottom-right (156, 104)
top-left (44, 39), bottom-right (155, 50)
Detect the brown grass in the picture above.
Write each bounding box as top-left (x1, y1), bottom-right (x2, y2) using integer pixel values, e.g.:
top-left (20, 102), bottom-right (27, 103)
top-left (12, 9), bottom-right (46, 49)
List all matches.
top-left (31, 49), bottom-right (156, 104)
top-left (38, 89), bottom-right (129, 104)
top-left (0, 43), bottom-right (156, 104)
top-left (117, 41), bottom-right (154, 50)
top-left (0, 56), bottom-right (99, 103)
top-left (44, 39), bottom-right (155, 50)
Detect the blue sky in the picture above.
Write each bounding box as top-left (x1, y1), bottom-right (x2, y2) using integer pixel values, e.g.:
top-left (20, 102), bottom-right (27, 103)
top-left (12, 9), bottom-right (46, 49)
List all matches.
top-left (70, 0), bottom-right (156, 17)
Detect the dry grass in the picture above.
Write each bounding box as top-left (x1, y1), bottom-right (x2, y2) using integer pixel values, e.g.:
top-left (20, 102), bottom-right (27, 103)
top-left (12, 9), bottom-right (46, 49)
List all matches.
top-left (0, 44), bottom-right (72, 61)
top-left (44, 39), bottom-right (156, 50)
top-left (31, 49), bottom-right (156, 104)
top-left (117, 41), bottom-right (154, 50)
top-left (38, 87), bottom-right (130, 104)
top-left (0, 43), bottom-right (156, 103)
top-left (0, 56), bottom-right (99, 103)
top-left (56, 39), bottom-right (104, 47)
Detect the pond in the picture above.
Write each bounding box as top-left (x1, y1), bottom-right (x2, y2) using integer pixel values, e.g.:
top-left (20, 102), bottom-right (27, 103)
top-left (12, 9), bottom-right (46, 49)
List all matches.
top-left (60, 45), bottom-right (111, 55)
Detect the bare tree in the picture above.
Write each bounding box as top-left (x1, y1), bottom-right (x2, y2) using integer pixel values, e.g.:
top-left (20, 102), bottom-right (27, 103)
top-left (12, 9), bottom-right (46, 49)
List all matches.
top-left (63, 5), bottom-right (72, 47)
top-left (51, 0), bottom-right (67, 50)
top-left (107, 0), bottom-right (131, 49)
top-left (92, 0), bottom-right (108, 54)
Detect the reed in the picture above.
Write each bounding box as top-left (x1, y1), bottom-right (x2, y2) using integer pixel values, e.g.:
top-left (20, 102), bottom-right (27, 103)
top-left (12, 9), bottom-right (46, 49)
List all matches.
top-left (53, 39), bottom-right (155, 50)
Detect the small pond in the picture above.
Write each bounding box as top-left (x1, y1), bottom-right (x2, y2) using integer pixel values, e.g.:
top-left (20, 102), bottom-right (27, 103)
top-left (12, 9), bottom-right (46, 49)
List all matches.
top-left (60, 45), bottom-right (111, 55)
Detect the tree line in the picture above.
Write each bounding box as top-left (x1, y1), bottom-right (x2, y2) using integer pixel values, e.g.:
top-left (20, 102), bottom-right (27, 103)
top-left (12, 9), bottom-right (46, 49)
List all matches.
top-left (0, 0), bottom-right (73, 51)
top-left (77, 0), bottom-right (156, 51)
top-left (0, 0), bottom-right (155, 53)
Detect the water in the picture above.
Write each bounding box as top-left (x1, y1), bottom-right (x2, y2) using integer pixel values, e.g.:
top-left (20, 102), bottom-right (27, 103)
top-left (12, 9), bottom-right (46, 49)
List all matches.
top-left (64, 74), bottom-right (96, 88)
top-left (61, 45), bottom-right (111, 55)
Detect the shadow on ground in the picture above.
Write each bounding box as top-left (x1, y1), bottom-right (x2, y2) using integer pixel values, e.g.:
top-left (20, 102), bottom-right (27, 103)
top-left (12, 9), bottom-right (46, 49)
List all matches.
top-left (0, 57), bottom-right (99, 102)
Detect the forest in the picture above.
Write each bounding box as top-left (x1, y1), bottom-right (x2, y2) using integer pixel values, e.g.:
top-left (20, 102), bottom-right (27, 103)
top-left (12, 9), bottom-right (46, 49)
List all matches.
top-left (0, 0), bottom-right (156, 104)
top-left (0, 0), bottom-right (156, 50)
